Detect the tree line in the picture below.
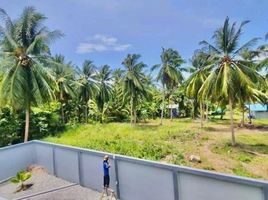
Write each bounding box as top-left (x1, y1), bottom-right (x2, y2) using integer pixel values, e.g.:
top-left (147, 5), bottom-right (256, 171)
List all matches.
top-left (0, 7), bottom-right (267, 146)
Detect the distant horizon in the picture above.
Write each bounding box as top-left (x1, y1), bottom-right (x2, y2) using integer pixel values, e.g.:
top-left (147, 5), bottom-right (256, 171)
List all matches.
top-left (1, 0), bottom-right (268, 70)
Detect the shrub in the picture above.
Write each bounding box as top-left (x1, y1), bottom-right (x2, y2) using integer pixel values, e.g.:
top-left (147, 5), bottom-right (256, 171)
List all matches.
top-left (0, 103), bottom-right (65, 147)
top-left (0, 107), bottom-right (21, 147)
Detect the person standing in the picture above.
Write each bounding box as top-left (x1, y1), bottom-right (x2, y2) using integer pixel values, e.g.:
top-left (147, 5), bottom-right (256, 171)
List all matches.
top-left (103, 155), bottom-right (110, 191)
top-left (101, 155), bottom-right (118, 200)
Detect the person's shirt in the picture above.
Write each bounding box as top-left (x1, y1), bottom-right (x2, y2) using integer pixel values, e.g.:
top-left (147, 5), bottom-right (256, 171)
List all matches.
top-left (103, 160), bottom-right (110, 176)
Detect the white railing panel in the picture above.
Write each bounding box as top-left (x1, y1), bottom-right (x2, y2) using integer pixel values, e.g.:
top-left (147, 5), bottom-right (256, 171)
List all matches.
top-left (179, 173), bottom-right (264, 200)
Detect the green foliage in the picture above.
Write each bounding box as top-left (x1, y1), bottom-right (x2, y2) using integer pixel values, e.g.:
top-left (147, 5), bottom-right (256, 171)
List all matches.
top-left (153, 48), bottom-right (185, 89)
top-left (0, 107), bottom-right (20, 146)
top-left (236, 153), bottom-right (252, 163)
top-left (122, 54), bottom-right (150, 124)
top-left (50, 54), bottom-right (76, 123)
top-left (30, 103), bottom-right (65, 139)
top-left (199, 17), bottom-right (265, 105)
top-left (44, 120), bottom-right (194, 162)
top-left (232, 165), bottom-right (260, 178)
top-left (10, 171), bottom-right (31, 184)
top-left (0, 7), bottom-right (268, 179)
top-left (10, 171), bottom-right (32, 192)
top-left (0, 103), bottom-right (64, 147)
top-left (95, 65), bottom-right (113, 116)
top-left (76, 60), bottom-right (98, 123)
top-left (0, 7), bottom-right (63, 141)
top-left (198, 17), bottom-right (267, 145)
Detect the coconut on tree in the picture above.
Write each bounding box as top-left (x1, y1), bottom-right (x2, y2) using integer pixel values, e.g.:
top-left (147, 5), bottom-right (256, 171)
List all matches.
top-left (199, 17), bottom-right (265, 146)
top-left (0, 7), bottom-right (62, 142)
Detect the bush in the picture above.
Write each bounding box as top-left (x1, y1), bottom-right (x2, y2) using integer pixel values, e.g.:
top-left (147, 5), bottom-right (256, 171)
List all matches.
top-left (0, 103), bottom-right (65, 147)
top-left (29, 103), bottom-right (65, 139)
top-left (0, 107), bottom-right (21, 147)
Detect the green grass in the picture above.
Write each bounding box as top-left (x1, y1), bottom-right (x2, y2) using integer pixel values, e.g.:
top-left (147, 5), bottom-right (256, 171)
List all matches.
top-left (232, 165), bottom-right (261, 179)
top-left (45, 120), bottom-right (194, 161)
top-left (44, 118), bottom-right (268, 180)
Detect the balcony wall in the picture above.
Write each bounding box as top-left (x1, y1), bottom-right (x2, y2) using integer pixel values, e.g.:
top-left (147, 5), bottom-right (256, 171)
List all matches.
top-left (0, 141), bottom-right (267, 200)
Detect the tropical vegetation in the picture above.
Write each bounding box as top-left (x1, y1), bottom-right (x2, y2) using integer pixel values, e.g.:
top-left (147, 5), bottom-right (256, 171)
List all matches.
top-left (0, 8), bottom-right (267, 153)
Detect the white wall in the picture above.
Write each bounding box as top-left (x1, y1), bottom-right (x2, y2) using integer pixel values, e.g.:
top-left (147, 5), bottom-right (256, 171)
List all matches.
top-left (1, 141), bottom-right (267, 200)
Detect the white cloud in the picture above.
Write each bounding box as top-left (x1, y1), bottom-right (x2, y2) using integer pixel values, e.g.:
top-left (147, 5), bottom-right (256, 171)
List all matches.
top-left (113, 44), bottom-right (131, 51)
top-left (93, 34), bottom-right (118, 45)
top-left (76, 34), bottom-right (131, 53)
top-left (76, 43), bottom-right (107, 53)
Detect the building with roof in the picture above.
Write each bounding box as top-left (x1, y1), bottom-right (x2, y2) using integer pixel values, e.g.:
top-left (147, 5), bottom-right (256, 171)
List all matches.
top-left (246, 104), bottom-right (268, 119)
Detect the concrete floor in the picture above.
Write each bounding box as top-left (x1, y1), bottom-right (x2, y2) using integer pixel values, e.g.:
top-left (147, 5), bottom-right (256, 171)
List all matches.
top-left (0, 171), bottom-right (101, 200)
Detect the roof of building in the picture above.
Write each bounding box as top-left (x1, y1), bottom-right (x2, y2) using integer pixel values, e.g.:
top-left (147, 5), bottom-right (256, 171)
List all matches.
top-left (246, 104), bottom-right (268, 112)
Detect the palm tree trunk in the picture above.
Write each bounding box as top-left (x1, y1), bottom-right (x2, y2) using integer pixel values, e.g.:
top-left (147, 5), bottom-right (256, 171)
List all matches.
top-left (130, 94), bottom-right (134, 125)
top-left (77, 106), bottom-right (81, 123)
top-left (206, 101), bottom-right (209, 121)
top-left (168, 97), bottom-right (173, 121)
top-left (191, 100), bottom-right (194, 119)
top-left (241, 106), bottom-right (245, 127)
top-left (85, 105), bottom-right (88, 123)
top-left (191, 99), bottom-right (195, 119)
top-left (61, 102), bottom-right (65, 124)
top-left (220, 109), bottom-right (224, 120)
top-left (60, 90), bottom-right (65, 123)
top-left (200, 101), bottom-right (203, 129)
top-left (160, 91), bottom-right (165, 125)
top-left (24, 108), bottom-right (30, 142)
top-left (229, 98), bottom-right (236, 146)
top-left (101, 111), bottom-right (103, 124)
top-left (134, 108), bottom-right (137, 124)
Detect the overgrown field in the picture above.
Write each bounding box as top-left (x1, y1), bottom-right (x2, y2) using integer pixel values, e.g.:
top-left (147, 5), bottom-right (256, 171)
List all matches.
top-left (44, 118), bottom-right (268, 180)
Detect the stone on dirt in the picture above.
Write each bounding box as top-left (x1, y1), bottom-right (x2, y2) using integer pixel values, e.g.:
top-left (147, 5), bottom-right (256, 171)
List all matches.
top-left (189, 155), bottom-right (201, 163)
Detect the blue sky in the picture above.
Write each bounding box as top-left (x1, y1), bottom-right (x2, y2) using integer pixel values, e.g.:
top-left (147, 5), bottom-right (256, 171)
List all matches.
top-left (1, 0), bottom-right (268, 69)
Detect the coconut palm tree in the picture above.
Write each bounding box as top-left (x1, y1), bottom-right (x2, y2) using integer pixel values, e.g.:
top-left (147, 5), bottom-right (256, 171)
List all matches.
top-left (122, 54), bottom-right (148, 124)
top-left (106, 68), bottom-right (128, 122)
top-left (77, 60), bottom-right (98, 123)
top-left (50, 54), bottom-right (76, 123)
top-left (185, 50), bottom-right (211, 127)
top-left (152, 48), bottom-right (184, 124)
top-left (96, 65), bottom-right (113, 123)
top-left (0, 7), bottom-right (62, 142)
top-left (199, 17), bottom-right (264, 146)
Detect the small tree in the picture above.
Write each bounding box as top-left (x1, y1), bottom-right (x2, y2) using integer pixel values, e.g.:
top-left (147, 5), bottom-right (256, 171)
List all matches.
top-left (10, 171), bottom-right (32, 192)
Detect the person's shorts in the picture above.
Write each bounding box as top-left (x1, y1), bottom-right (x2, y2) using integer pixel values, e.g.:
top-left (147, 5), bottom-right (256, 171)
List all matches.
top-left (103, 175), bottom-right (110, 187)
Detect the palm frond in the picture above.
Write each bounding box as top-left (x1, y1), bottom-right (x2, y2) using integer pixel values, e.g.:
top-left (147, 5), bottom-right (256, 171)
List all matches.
top-left (199, 40), bottom-right (221, 54)
top-left (233, 37), bottom-right (260, 56)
